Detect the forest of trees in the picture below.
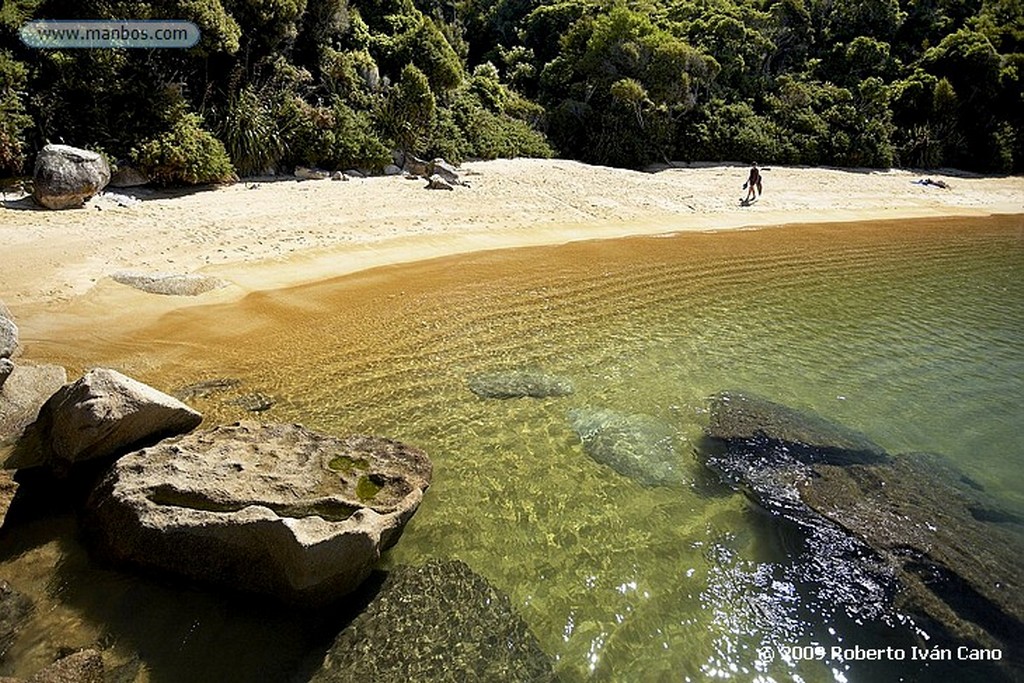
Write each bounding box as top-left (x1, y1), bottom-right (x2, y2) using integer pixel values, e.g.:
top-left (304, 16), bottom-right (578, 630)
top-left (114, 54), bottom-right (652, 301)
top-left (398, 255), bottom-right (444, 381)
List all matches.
top-left (0, 0), bottom-right (1021, 183)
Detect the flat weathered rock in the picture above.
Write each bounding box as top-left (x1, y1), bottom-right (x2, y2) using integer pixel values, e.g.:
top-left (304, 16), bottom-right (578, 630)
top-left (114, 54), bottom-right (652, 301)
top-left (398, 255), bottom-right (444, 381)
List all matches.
top-left (468, 370), bottom-right (574, 399)
top-left (569, 407), bottom-right (685, 487)
top-left (86, 422), bottom-right (432, 604)
top-left (311, 560), bottom-right (555, 682)
top-left (15, 368), bottom-right (202, 470)
top-left (173, 378), bottom-right (242, 401)
top-left (0, 364), bottom-right (67, 451)
top-left (32, 145), bottom-right (110, 210)
top-left (111, 271), bottom-right (227, 296)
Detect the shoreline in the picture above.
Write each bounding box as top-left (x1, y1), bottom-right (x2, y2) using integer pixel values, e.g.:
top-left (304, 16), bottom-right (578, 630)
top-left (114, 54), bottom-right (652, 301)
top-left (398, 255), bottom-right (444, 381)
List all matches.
top-left (2, 158), bottom-right (1022, 349)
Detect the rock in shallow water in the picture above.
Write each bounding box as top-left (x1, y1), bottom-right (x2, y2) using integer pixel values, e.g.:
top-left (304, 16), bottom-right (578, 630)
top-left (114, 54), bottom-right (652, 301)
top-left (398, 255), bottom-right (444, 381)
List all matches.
top-left (568, 407), bottom-right (685, 487)
top-left (699, 391), bottom-right (1024, 660)
top-left (111, 271), bottom-right (227, 296)
top-left (468, 370), bottom-right (574, 399)
top-left (311, 560), bottom-right (555, 683)
top-left (86, 422), bottom-right (432, 605)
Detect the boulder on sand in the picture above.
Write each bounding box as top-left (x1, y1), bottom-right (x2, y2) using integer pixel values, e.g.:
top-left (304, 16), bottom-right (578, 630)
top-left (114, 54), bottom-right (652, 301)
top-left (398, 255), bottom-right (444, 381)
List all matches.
top-left (12, 368), bottom-right (201, 471)
top-left (32, 144), bottom-right (111, 210)
top-left (86, 422), bottom-right (432, 604)
top-left (311, 560), bottom-right (555, 683)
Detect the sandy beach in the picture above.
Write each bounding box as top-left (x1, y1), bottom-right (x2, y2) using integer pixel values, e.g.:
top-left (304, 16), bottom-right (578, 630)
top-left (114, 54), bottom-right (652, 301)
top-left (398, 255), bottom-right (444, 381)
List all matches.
top-left (2, 158), bottom-right (1022, 339)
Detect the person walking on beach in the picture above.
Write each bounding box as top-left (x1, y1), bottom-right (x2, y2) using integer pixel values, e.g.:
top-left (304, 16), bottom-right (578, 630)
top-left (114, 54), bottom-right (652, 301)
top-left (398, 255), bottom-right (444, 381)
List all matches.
top-left (743, 164), bottom-right (762, 202)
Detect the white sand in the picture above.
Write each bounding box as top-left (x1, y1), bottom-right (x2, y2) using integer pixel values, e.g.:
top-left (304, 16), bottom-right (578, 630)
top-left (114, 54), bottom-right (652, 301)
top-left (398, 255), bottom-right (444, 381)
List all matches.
top-left (2, 159), bottom-right (1022, 338)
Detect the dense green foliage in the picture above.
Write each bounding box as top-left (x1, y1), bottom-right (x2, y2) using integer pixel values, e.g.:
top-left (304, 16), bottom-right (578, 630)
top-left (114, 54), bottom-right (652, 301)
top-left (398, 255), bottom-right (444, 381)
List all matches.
top-left (0, 0), bottom-right (1019, 179)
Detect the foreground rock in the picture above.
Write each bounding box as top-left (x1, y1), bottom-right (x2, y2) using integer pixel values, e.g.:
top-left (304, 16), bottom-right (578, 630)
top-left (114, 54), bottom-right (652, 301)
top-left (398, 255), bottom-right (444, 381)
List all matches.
top-left (568, 407), bottom-right (685, 487)
top-left (86, 422), bottom-right (432, 604)
top-left (0, 364), bottom-right (67, 450)
top-left (311, 560), bottom-right (555, 682)
top-left (12, 368), bottom-right (201, 470)
top-left (111, 271), bottom-right (228, 296)
top-left (32, 145), bottom-right (111, 210)
top-left (0, 360), bottom-right (12, 391)
top-left (700, 392), bottom-right (1024, 659)
top-left (0, 316), bottom-right (16, 362)
top-left (468, 370), bottom-right (574, 399)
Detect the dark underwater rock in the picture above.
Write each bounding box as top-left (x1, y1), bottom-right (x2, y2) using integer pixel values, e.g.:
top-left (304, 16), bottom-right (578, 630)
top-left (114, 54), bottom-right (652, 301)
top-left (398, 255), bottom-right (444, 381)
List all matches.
top-left (705, 391), bottom-right (889, 466)
top-left (568, 407), bottom-right (685, 487)
top-left (468, 370), bottom-right (574, 399)
top-left (310, 559), bottom-right (556, 683)
top-left (699, 391), bottom-right (1024, 659)
top-left (0, 582), bottom-right (33, 662)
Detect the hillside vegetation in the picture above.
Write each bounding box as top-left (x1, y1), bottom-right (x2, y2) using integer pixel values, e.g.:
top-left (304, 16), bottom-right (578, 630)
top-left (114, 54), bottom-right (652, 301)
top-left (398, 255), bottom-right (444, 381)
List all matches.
top-left (0, 0), bottom-right (1020, 182)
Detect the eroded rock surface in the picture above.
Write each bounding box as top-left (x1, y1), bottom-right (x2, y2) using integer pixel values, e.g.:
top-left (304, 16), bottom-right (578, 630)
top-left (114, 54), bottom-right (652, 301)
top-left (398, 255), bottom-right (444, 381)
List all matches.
top-left (468, 370), bottom-right (574, 399)
top-left (569, 407), bottom-right (685, 487)
top-left (311, 560), bottom-right (555, 683)
top-left (700, 391), bottom-right (1024, 659)
top-left (111, 272), bottom-right (228, 296)
top-left (86, 422), bottom-right (432, 604)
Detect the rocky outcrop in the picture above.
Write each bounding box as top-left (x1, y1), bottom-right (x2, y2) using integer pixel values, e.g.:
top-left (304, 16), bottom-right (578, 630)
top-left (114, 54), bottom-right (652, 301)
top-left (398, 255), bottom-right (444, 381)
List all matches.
top-left (0, 582), bottom-right (33, 662)
top-left (311, 560), bottom-right (555, 683)
top-left (110, 271), bottom-right (227, 296)
top-left (699, 392), bottom-right (1024, 659)
top-left (0, 364), bottom-right (67, 451)
top-left (13, 368), bottom-right (202, 470)
top-left (568, 407), bottom-right (685, 487)
top-left (86, 422), bottom-right (432, 604)
top-left (467, 370), bottom-right (574, 399)
top-left (32, 145), bottom-right (111, 210)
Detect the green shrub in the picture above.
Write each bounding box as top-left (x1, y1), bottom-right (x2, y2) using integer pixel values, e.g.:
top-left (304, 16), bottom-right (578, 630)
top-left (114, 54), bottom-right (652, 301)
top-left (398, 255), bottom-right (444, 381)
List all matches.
top-left (132, 112), bottom-right (236, 185)
top-left (219, 86), bottom-right (284, 176)
top-left (0, 51), bottom-right (31, 176)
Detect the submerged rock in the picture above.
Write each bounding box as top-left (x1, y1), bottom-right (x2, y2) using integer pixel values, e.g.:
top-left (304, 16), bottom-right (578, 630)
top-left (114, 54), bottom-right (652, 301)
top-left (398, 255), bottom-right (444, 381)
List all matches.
top-left (468, 370), bottom-right (574, 399)
top-left (173, 378), bottom-right (242, 401)
top-left (706, 391), bottom-right (888, 466)
top-left (15, 369), bottom-right (202, 471)
top-left (86, 422), bottom-right (432, 604)
top-left (568, 407), bottom-right (685, 487)
top-left (229, 392), bottom-right (274, 413)
top-left (311, 560), bottom-right (555, 683)
top-left (111, 271), bottom-right (227, 296)
top-left (699, 392), bottom-right (1024, 658)
top-left (0, 471), bottom-right (16, 528)
top-left (2, 649), bottom-right (105, 683)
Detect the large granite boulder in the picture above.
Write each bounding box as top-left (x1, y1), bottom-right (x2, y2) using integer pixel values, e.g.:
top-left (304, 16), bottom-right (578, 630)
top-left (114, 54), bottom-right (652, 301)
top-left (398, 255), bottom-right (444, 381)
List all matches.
top-left (699, 392), bottom-right (1024, 661)
top-left (0, 364), bottom-right (67, 451)
top-left (12, 368), bottom-right (202, 471)
top-left (86, 422), bottom-right (432, 604)
top-left (32, 145), bottom-right (111, 210)
top-left (468, 370), bottom-right (574, 399)
top-left (311, 560), bottom-right (555, 682)
top-left (568, 407), bottom-right (685, 487)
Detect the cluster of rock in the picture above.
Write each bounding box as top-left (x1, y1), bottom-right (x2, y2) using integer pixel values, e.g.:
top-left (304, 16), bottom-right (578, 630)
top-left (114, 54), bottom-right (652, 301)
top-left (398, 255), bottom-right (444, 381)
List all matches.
top-left (699, 390), bottom-right (1024, 660)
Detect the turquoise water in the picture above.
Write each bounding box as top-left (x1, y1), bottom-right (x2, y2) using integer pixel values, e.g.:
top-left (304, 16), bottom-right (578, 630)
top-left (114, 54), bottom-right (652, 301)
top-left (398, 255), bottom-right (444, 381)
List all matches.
top-left (2, 215), bottom-right (1022, 681)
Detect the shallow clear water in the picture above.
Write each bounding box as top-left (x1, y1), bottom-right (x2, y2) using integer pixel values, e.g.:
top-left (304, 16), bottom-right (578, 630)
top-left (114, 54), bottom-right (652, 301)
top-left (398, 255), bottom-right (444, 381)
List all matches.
top-left (3, 215), bottom-right (1022, 681)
